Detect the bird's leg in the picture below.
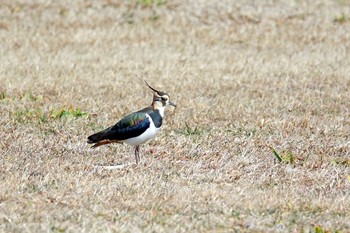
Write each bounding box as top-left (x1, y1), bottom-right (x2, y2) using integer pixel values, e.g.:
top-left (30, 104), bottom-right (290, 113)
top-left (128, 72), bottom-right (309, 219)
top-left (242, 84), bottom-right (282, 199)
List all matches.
top-left (134, 145), bottom-right (140, 164)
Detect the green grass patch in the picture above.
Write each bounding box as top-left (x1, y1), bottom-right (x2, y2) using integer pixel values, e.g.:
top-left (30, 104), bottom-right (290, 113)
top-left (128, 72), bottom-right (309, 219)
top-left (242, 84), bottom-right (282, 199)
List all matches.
top-left (312, 224), bottom-right (340, 233)
top-left (270, 146), bottom-right (283, 162)
top-left (0, 91), bottom-right (6, 100)
top-left (331, 158), bottom-right (350, 167)
top-left (176, 122), bottom-right (208, 136)
top-left (14, 107), bottom-right (46, 123)
top-left (1, 92), bottom-right (45, 104)
top-left (333, 13), bottom-right (348, 23)
top-left (50, 107), bottom-right (88, 119)
top-left (49, 225), bottom-right (66, 233)
top-left (137, 0), bottom-right (167, 7)
top-left (17, 92), bottom-right (44, 102)
top-left (13, 106), bottom-right (88, 123)
top-left (269, 147), bottom-right (296, 164)
top-left (121, 0), bottom-right (167, 24)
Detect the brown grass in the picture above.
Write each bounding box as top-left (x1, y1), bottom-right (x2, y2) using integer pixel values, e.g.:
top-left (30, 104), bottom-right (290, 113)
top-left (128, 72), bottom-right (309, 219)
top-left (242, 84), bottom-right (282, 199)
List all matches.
top-left (1, 0), bottom-right (350, 232)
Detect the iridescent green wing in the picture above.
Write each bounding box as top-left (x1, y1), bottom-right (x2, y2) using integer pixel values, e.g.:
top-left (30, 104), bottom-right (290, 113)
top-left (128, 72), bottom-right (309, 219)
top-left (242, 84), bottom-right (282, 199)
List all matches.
top-left (87, 110), bottom-right (151, 143)
top-left (112, 112), bottom-right (148, 129)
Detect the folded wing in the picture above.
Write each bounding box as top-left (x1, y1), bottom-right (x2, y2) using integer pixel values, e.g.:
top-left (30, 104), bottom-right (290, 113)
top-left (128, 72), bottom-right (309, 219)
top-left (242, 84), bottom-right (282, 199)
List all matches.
top-left (87, 112), bottom-right (150, 147)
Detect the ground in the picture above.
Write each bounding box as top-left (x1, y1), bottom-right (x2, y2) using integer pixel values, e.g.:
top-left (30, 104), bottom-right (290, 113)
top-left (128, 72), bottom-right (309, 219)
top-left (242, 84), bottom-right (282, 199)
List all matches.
top-left (1, 0), bottom-right (350, 232)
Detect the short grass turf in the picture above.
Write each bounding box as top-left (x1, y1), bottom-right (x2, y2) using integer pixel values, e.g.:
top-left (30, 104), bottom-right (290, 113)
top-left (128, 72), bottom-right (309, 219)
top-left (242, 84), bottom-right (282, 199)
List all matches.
top-left (1, 0), bottom-right (350, 232)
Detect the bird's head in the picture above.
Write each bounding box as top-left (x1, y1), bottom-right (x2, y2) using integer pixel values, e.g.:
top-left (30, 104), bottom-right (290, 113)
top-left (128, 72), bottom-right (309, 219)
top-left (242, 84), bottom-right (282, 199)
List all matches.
top-left (143, 80), bottom-right (176, 110)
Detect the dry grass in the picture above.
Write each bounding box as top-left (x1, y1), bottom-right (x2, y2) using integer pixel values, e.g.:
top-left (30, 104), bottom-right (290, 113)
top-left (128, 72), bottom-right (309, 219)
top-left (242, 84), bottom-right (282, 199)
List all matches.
top-left (1, 0), bottom-right (350, 232)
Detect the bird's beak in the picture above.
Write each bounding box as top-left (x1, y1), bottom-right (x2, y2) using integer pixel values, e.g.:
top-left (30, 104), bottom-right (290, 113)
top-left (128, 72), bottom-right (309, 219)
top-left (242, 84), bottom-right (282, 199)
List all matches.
top-left (169, 101), bottom-right (177, 107)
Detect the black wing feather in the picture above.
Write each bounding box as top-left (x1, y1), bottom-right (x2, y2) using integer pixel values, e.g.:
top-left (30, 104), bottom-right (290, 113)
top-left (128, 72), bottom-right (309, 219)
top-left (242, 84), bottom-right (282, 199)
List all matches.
top-left (87, 112), bottom-right (150, 143)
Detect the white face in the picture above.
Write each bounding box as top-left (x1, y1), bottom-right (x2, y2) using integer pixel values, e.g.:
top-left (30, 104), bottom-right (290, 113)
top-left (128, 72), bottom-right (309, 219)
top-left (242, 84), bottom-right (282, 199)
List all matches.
top-left (159, 94), bottom-right (170, 106)
top-left (153, 93), bottom-right (176, 108)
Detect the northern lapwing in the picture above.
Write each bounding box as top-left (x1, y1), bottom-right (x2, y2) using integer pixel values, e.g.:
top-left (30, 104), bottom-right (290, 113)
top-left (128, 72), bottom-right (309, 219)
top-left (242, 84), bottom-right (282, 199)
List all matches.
top-left (87, 80), bottom-right (176, 165)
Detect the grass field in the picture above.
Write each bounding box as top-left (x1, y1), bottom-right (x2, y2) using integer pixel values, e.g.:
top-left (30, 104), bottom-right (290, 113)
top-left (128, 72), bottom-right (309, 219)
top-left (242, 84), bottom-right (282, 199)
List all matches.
top-left (1, 0), bottom-right (350, 232)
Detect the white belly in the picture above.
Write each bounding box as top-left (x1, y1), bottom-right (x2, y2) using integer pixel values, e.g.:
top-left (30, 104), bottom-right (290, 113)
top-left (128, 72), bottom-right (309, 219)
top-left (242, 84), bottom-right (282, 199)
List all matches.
top-left (122, 114), bottom-right (160, 146)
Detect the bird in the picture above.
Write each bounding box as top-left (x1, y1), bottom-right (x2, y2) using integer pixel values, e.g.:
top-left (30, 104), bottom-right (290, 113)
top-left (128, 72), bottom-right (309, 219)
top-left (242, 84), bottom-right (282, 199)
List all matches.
top-left (87, 80), bottom-right (176, 165)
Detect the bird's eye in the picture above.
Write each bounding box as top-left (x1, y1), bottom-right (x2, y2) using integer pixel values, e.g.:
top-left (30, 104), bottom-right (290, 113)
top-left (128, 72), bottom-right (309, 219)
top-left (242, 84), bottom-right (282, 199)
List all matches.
top-left (161, 97), bottom-right (167, 101)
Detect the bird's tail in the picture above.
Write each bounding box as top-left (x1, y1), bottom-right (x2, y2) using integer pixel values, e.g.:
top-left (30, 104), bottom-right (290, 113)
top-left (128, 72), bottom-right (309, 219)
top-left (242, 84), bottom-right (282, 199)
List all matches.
top-left (87, 128), bottom-right (120, 148)
top-left (87, 131), bottom-right (105, 144)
